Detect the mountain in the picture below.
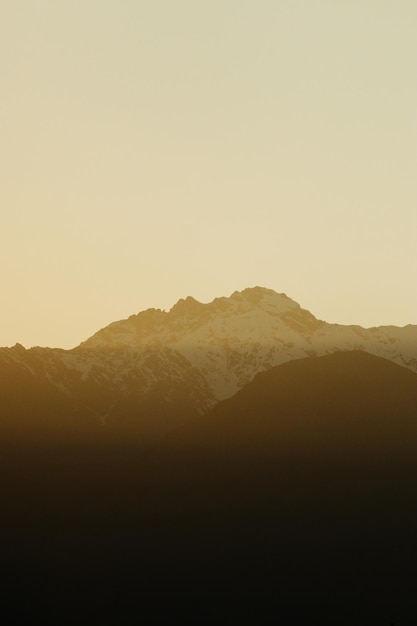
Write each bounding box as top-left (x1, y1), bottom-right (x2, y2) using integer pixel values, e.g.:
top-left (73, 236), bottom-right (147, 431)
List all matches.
top-left (80, 286), bottom-right (417, 399)
top-left (1, 286), bottom-right (416, 442)
top-left (3, 351), bottom-right (417, 623)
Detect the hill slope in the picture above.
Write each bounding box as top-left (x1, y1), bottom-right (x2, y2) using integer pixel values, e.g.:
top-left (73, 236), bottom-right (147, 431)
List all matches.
top-left (162, 350), bottom-right (417, 456)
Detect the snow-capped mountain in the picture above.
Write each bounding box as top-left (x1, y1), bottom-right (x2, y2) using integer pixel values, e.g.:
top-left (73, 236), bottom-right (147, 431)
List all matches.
top-left (1, 287), bottom-right (416, 442)
top-left (79, 286), bottom-right (417, 399)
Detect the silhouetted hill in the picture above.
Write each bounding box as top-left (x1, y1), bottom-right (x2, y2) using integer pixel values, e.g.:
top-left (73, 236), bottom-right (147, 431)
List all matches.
top-left (138, 352), bottom-right (417, 622)
top-left (159, 350), bottom-right (417, 458)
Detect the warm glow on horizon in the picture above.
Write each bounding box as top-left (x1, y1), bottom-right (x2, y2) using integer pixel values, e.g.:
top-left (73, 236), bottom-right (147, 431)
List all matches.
top-left (1, 1), bottom-right (416, 349)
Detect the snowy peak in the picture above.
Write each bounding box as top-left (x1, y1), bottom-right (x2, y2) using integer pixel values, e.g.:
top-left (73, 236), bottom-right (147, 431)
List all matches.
top-left (74, 286), bottom-right (417, 405)
top-left (165, 287), bottom-right (300, 320)
top-left (167, 287), bottom-right (295, 317)
top-left (230, 286), bottom-right (298, 312)
top-left (82, 287), bottom-right (308, 350)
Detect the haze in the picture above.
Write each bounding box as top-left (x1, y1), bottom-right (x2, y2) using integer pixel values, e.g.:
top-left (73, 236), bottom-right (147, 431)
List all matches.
top-left (1, 1), bottom-right (416, 348)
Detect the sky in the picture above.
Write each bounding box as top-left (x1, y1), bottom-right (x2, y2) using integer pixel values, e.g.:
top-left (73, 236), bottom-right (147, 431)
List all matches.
top-left (1, 1), bottom-right (416, 348)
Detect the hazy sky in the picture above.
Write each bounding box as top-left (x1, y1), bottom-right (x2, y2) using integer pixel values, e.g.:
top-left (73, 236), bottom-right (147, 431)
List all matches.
top-left (1, 1), bottom-right (416, 348)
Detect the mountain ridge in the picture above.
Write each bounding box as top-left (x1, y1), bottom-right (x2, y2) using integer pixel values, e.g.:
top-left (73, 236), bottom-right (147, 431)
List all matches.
top-left (1, 287), bottom-right (416, 443)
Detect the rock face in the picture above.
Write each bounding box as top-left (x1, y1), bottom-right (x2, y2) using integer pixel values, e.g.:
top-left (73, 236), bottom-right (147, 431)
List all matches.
top-left (1, 286), bottom-right (416, 442)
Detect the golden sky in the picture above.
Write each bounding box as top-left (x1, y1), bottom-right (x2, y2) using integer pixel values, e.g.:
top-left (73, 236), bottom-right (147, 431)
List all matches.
top-left (1, 1), bottom-right (416, 348)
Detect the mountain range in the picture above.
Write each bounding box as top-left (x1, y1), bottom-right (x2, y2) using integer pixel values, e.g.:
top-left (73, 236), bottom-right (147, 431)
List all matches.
top-left (1, 286), bottom-right (416, 443)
